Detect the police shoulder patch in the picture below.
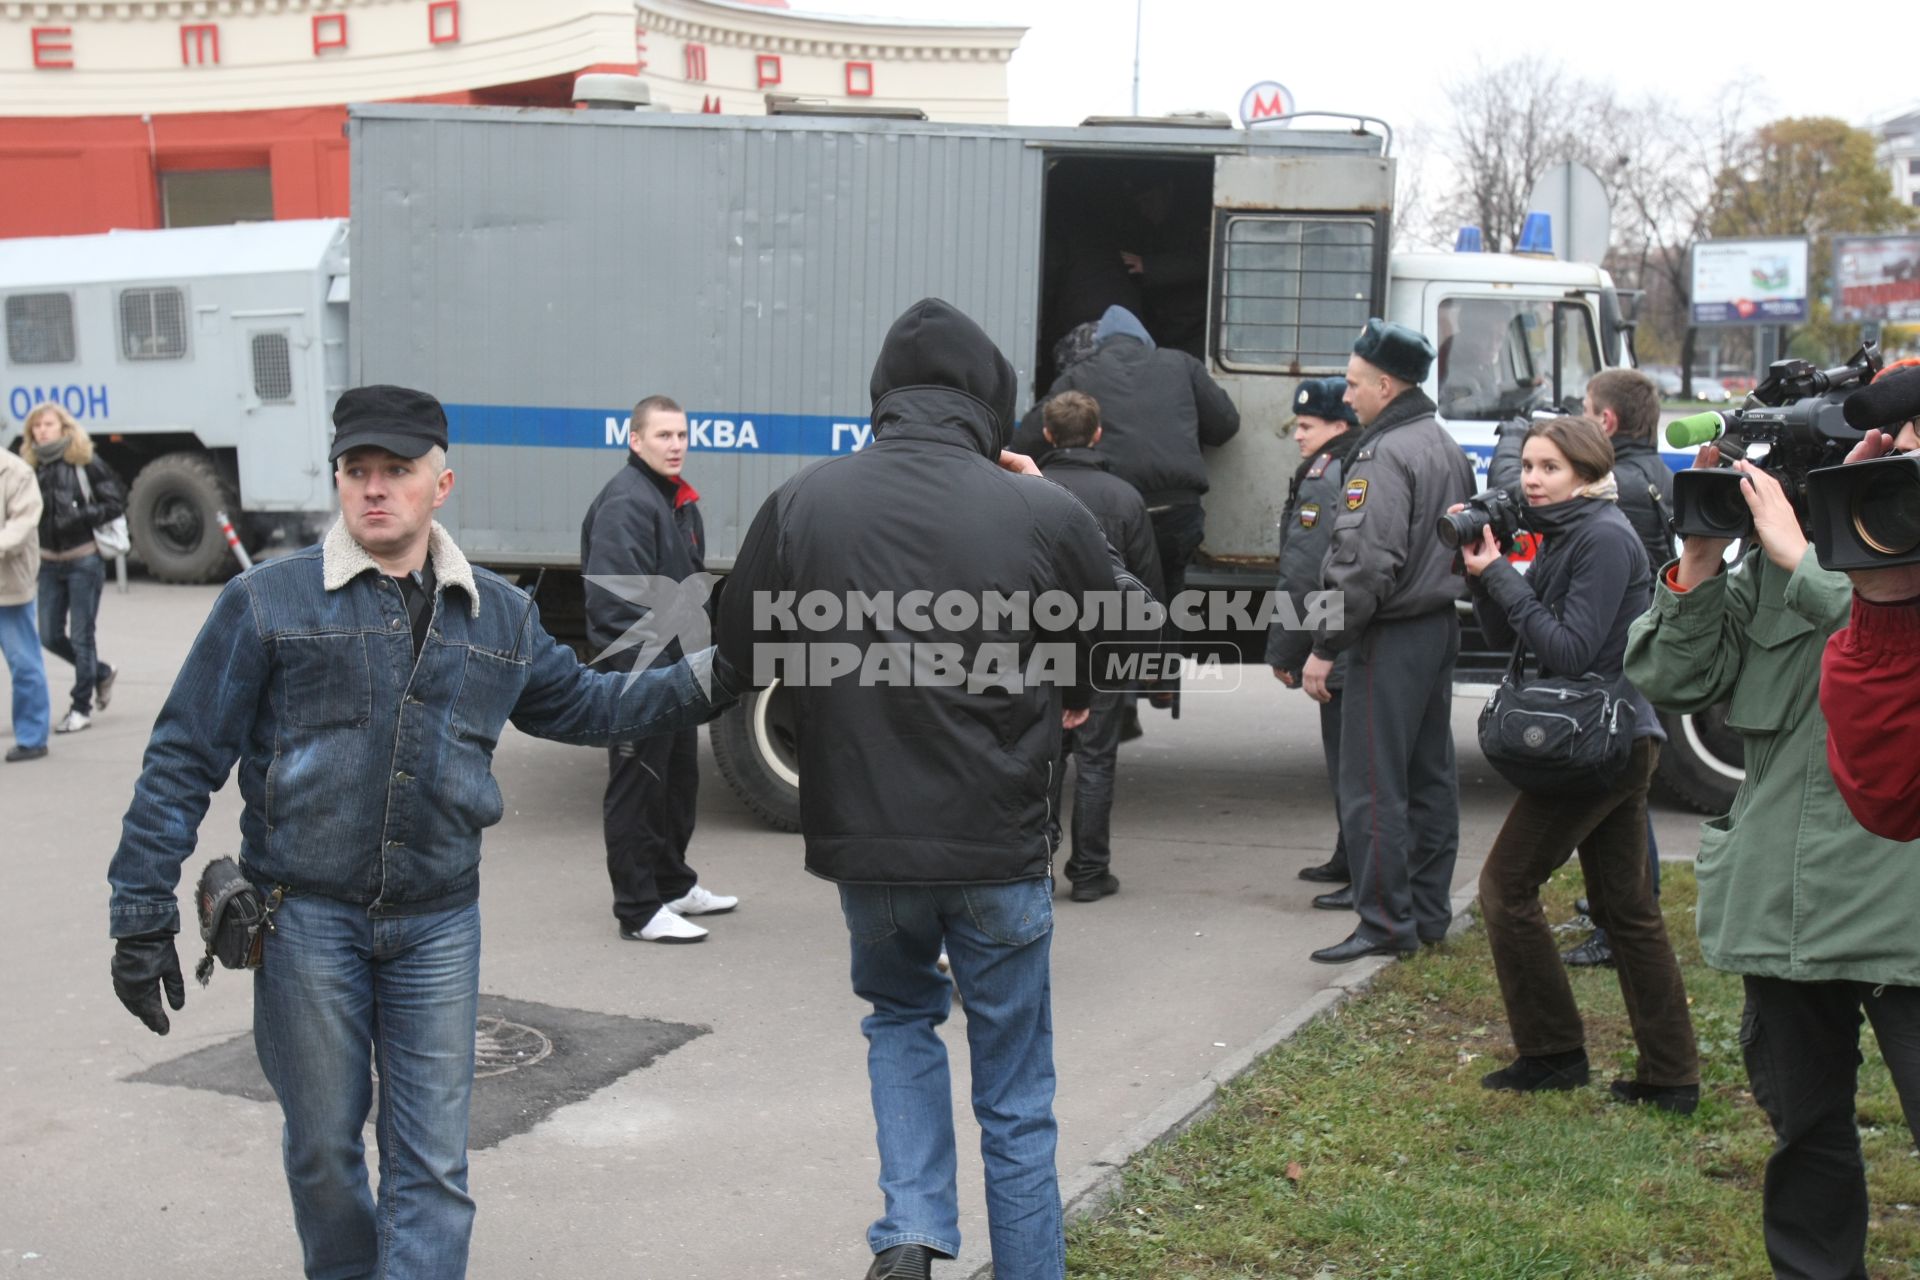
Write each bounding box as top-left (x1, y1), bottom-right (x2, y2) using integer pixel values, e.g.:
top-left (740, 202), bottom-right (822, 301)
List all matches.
top-left (1344, 478), bottom-right (1368, 510)
top-left (1299, 502), bottom-right (1321, 528)
top-left (1306, 452), bottom-right (1332, 479)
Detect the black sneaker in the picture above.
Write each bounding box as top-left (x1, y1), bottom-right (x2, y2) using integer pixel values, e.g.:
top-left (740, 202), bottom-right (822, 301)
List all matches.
top-left (1609, 1078), bottom-right (1699, 1116)
top-left (866, 1243), bottom-right (934, 1280)
top-left (1562, 931), bottom-right (1615, 968)
top-left (1069, 874), bottom-right (1119, 903)
top-left (1481, 1050), bottom-right (1590, 1093)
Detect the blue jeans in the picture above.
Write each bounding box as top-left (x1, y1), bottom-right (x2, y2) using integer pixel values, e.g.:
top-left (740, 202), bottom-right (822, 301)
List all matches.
top-left (37, 554), bottom-right (107, 714)
top-left (254, 895), bottom-right (481, 1280)
top-left (1, 600), bottom-right (50, 749)
top-left (839, 878), bottom-right (1063, 1280)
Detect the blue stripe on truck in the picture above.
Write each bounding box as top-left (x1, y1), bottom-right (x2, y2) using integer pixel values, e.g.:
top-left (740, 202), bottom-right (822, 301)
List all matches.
top-left (445, 403), bottom-right (874, 455)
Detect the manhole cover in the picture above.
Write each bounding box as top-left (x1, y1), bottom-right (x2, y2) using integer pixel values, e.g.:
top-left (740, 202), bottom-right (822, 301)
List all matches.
top-left (474, 1014), bottom-right (553, 1078)
top-left (125, 994), bottom-right (706, 1149)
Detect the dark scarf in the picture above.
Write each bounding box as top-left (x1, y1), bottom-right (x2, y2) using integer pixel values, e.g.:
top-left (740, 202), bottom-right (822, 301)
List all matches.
top-left (32, 439), bottom-right (66, 466)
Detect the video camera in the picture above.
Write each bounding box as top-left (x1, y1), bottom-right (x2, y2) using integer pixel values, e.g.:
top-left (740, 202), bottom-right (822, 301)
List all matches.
top-left (1666, 344), bottom-right (1882, 540)
top-left (1805, 363), bottom-right (1920, 570)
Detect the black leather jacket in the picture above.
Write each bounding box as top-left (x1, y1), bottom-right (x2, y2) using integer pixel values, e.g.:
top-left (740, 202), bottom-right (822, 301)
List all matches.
top-left (32, 451), bottom-right (126, 555)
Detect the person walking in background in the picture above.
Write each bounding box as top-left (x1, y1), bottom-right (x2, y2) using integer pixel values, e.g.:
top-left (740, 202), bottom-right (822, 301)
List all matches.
top-left (582, 394), bottom-right (738, 945)
top-left (20, 402), bottom-right (122, 735)
top-left (1265, 377), bottom-right (1360, 896)
top-left (1464, 415), bottom-right (1698, 1110)
top-left (1, 442), bottom-right (51, 762)
top-left (1036, 390), bottom-right (1164, 904)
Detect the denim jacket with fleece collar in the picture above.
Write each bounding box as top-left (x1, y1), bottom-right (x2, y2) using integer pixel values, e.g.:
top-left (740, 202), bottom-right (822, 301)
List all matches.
top-left (109, 519), bottom-right (735, 938)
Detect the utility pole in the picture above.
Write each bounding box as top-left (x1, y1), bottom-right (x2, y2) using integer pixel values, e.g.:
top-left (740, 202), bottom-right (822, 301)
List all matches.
top-left (1131, 0), bottom-right (1143, 115)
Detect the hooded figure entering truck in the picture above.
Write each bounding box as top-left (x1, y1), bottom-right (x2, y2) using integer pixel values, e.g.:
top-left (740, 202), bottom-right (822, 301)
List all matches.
top-left (718, 299), bottom-right (1155, 1280)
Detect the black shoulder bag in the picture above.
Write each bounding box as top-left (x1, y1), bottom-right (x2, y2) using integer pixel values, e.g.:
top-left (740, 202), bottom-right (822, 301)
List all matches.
top-left (1477, 639), bottom-right (1637, 797)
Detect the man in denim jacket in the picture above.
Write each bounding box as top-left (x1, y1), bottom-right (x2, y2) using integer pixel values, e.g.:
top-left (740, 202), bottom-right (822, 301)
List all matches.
top-left (106, 385), bottom-right (736, 1280)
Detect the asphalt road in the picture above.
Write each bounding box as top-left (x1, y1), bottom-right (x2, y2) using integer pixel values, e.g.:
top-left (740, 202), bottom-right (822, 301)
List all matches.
top-left (0, 580), bottom-right (1710, 1279)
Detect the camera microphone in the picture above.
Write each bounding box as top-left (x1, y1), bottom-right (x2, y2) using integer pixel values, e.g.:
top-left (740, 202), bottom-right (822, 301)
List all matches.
top-left (1842, 365), bottom-right (1920, 432)
top-left (1666, 411), bottom-right (1727, 449)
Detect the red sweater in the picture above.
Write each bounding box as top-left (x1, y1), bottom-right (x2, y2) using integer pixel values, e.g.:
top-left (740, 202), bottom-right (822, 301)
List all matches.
top-left (1820, 594), bottom-right (1920, 841)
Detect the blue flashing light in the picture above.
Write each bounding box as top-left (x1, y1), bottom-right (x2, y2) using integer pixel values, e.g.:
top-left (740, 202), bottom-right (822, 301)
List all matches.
top-left (1454, 225), bottom-right (1484, 253)
top-left (1517, 211), bottom-right (1554, 255)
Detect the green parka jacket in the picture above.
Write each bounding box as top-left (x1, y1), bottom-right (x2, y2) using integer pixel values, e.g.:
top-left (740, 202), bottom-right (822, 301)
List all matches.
top-left (1624, 545), bottom-right (1919, 987)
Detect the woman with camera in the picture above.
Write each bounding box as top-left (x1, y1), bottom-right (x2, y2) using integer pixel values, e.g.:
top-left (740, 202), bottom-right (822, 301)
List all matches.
top-left (1459, 415), bottom-right (1699, 1112)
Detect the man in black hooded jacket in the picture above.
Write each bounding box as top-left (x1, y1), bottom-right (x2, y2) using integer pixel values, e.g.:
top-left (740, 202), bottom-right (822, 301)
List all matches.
top-left (717, 298), bottom-right (1152, 1280)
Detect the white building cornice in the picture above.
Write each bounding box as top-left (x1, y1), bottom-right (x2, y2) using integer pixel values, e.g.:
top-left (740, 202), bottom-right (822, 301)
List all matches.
top-left (636, 0), bottom-right (1022, 65)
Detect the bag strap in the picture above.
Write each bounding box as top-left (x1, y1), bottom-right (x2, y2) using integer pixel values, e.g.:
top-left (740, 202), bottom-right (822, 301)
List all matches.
top-left (74, 464), bottom-right (92, 503)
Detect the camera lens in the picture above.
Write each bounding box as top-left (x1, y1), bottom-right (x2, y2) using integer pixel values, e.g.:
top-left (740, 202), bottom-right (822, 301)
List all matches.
top-left (1852, 464), bottom-right (1920, 557)
top-left (1697, 475), bottom-right (1753, 536)
top-left (1436, 509), bottom-right (1490, 550)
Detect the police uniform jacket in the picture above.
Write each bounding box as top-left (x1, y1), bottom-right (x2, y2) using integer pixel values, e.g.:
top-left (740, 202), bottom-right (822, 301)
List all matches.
top-left (1265, 429), bottom-right (1358, 675)
top-left (1310, 388), bottom-right (1475, 659)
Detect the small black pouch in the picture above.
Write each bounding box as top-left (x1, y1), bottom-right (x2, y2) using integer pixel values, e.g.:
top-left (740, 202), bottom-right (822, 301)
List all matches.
top-left (193, 857), bottom-right (276, 986)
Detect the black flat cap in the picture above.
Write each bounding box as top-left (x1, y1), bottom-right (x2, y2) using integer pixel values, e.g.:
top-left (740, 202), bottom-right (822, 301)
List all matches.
top-left (330, 385), bottom-right (449, 462)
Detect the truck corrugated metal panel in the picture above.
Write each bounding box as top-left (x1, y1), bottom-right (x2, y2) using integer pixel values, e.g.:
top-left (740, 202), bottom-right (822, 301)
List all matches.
top-left (351, 106), bottom-right (1045, 569)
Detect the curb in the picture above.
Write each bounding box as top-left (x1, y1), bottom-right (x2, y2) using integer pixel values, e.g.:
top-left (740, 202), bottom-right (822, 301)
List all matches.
top-left (967, 881), bottom-right (1484, 1279)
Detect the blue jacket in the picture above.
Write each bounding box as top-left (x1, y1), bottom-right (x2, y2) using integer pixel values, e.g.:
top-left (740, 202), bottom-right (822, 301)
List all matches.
top-left (108, 520), bottom-right (734, 937)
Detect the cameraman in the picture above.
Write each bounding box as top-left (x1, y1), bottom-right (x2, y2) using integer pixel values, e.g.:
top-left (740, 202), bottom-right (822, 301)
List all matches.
top-left (1818, 360), bottom-right (1920, 842)
top-left (1624, 440), bottom-right (1920, 1279)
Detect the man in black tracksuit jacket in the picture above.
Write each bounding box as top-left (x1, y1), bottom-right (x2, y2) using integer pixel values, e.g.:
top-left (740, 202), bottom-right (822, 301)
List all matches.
top-left (716, 298), bottom-right (1153, 1280)
top-left (1037, 390), bottom-right (1165, 902)
top-left (582, 395), bottom-right (735, 944)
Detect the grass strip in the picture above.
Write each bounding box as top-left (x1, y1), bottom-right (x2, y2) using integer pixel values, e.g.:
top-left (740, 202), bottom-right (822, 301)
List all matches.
top-left (1067, 865), bottom-right (1920, 1279)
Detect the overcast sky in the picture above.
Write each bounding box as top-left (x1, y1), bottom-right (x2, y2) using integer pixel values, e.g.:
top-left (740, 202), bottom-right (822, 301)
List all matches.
top-left (791, 0), bottom-right (1915, 134)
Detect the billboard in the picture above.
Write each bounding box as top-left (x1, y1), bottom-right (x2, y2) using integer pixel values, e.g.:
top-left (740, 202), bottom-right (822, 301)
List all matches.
top-left (1691, 237), bottom-right (1810, 325)
top-left (1834, 235), bottom-right (1920, 323)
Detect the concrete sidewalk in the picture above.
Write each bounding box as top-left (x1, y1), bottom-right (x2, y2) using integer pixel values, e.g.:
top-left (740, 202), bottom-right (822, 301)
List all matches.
top-left (0, 582), bottom-right (1706, 1278)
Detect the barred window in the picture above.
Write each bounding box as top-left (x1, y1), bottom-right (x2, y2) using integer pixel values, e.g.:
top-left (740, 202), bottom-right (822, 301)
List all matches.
top-left (251, 331), bottom-right (293, 402)
top-left (120, 287), bottom-right (188, 360)
top-left (6, 292), bottom-right (76, 365)
top-left (1216, 216), bottom-right (1377, 372)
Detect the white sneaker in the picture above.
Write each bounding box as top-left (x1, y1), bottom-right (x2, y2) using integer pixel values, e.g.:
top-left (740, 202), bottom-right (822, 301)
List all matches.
top-left (55, 709), bottom-right (90, 734)
top-left (666, 885), bottom-right (738, 916)
top-left (94, 665), bottom-right (117, 712)
top-left (623, 907), bottom-right (708, 944)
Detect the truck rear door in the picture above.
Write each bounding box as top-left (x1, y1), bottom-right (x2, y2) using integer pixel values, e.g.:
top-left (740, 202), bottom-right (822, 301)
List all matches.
top-left (1200, 151), bottom-right (1393, 571)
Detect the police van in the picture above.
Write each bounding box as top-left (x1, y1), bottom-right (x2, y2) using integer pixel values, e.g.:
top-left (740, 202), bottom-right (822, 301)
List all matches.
top-left (0, 220), bottom-right (347, 582)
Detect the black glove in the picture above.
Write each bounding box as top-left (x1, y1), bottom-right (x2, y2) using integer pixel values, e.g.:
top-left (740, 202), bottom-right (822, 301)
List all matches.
top-left (112, 933), bottom-right (185, 1036)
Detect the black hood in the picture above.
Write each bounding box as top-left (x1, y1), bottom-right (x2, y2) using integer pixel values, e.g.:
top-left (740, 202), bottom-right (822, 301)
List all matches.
top-left (869, 298), bottom-right (1017, 457)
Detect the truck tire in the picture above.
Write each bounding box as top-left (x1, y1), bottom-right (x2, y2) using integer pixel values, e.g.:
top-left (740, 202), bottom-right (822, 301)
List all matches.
top-left (1650, 705), bottom-right (1743, 815)
top-left (710, 683), bottom-right (801, 833)
top-left (129, 452), bottom-right (239, 584)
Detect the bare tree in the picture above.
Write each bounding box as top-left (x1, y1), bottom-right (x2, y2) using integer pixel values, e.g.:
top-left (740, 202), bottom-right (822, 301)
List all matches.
top-left (1432, 57), bottom-right (1620, 252)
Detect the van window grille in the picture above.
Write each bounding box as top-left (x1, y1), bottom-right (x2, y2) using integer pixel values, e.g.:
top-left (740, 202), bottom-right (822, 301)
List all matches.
top-left (120, 287), bottom-right (189, 360)
top-left (251, 332), bottom-right (293, 402)
top-left (6, 293), bottom-right (76, 365)
top-left (1217, 216), bottom-right (1376, 372)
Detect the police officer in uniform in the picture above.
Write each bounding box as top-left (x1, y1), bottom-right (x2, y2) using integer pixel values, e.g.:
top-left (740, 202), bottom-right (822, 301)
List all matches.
top-left (1266, 377), bottom-right (1360, 894)
top-left (1301, 320), bottom-right (1476, 962)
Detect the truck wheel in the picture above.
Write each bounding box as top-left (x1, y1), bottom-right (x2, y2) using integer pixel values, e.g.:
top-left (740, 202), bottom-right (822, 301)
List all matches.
top-left (1650, 705), bottom-right (1742, 815)
top-left (710, 683), bottom-right (801, 833)
top-left (129, 453), bottom-right (239, 584)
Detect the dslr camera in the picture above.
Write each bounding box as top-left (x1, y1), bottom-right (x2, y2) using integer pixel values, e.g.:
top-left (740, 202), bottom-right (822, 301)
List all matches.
top-left (1666, 345), bottom-right (1881, 540)
top-left (1436, 487), bottom-right (1525, 552)
top-left (1805, 363), bottom-right (1920, 570)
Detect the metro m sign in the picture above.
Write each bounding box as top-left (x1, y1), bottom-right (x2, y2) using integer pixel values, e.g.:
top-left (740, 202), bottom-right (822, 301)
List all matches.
top-left (1239, 80), bottom-right (1294, 127)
